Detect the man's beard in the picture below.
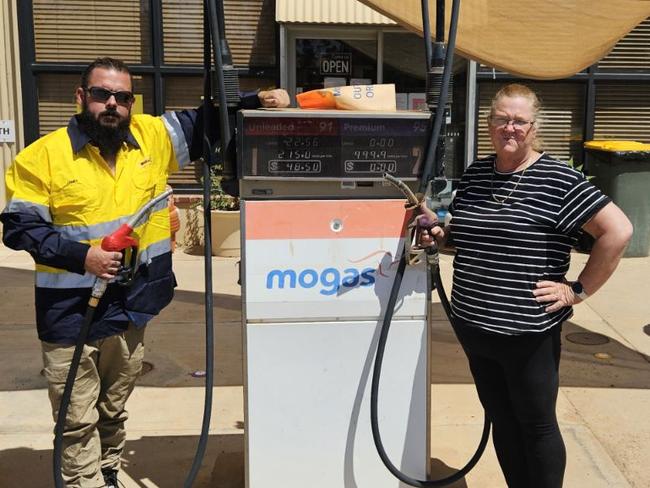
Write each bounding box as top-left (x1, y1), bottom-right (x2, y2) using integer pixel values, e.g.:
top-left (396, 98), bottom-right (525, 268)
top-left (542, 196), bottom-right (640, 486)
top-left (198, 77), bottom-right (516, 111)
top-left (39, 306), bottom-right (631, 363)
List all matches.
top-left (77, 104), bottom-right (131, 157)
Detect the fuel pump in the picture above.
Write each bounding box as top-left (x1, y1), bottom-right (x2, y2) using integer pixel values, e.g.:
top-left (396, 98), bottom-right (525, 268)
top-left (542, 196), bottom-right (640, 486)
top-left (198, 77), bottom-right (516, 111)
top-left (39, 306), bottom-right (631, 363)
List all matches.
top-left (53, 189), bottom-right (172, 488)
top-left (234, 1), bottom-right (490, 487)
top-left (238, 109), bottom-right (433, 487)
top-left (193, 0), bottom-right (488, 486)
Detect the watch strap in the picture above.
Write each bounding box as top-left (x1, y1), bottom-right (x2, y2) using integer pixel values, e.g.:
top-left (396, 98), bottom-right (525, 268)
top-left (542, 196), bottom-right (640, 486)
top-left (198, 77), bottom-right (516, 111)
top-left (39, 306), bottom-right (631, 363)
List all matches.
top-left (571, 281), bottom-right (589, 300)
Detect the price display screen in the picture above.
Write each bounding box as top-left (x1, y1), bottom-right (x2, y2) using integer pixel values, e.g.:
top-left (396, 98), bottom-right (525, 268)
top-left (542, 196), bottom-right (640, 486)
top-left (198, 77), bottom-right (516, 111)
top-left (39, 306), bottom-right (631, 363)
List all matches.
top-left (238, 112), bottom-right (430, 179)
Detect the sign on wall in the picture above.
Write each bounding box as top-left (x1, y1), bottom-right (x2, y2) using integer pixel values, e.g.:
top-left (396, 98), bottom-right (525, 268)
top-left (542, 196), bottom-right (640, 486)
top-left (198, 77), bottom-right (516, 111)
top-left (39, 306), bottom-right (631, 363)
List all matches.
top-left (0, 120), bottom-right (15, 143)
top-left (319, 53), bottom-right (352, 76)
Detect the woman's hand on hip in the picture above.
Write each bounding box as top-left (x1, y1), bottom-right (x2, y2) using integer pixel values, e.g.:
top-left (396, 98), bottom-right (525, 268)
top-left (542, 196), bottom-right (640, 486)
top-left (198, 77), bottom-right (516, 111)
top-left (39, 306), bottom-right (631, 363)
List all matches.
top-left (533, 280), bottom-right (579, 312)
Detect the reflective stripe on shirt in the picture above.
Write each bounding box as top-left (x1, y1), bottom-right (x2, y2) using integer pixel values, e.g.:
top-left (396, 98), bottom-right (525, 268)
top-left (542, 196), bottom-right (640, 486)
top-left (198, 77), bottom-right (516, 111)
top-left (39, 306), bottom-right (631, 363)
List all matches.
top-left (162, 111), bottom-right (191, 169)
top-left (2, 198), bottom-right (52, 223)
top-left (36, 237), bottom-right (171, 288)
top-left (52, 197), bottom-right (169, 242)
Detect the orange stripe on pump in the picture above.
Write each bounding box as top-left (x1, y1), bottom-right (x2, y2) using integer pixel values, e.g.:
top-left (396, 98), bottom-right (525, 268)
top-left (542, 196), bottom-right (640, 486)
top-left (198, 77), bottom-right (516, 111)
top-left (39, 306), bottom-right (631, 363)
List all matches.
top-left (245, 200), bottom-right (412, 240)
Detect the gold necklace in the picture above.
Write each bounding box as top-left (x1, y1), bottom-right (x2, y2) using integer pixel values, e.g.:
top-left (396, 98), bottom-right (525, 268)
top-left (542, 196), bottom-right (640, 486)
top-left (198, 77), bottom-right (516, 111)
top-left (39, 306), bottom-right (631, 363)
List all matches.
top-left (490, 158), bottom-right (531, 204)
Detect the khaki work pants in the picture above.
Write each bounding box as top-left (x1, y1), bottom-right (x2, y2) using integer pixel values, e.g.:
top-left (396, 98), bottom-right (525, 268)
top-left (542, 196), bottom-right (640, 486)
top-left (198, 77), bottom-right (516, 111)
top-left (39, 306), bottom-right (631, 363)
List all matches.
top-left (42, 324), bottom-right (145, 488)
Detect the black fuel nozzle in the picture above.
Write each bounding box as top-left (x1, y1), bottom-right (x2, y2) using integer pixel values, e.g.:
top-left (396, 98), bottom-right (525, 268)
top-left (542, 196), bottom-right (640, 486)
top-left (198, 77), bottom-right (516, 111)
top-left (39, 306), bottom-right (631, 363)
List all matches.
top-left (114, 246), bottom-right (138, 286)
top-left (383, 172), bottom-right (437, 266)
top-left (99, 189), bottom-right (173, 290)
top-left (415, 211), bottom-right (439, 255)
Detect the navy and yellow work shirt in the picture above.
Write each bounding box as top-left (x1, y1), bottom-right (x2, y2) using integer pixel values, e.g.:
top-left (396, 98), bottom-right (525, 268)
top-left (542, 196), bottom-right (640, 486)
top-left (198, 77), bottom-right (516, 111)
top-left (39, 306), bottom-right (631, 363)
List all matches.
top-left (1, 112), bottom-right (196, 344)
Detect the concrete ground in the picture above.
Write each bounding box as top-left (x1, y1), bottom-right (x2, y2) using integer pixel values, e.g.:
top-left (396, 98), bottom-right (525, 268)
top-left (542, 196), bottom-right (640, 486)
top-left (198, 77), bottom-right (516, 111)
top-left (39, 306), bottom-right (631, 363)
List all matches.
top-left (0, 243), bottom-right (648, 487)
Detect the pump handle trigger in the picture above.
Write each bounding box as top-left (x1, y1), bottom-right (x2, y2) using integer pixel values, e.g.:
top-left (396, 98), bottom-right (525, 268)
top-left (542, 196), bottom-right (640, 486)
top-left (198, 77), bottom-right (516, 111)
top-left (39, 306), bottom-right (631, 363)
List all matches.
top-left (383, 172), bottom-right (436, 266)
top-left (416, 213), bottom-right (437, 249)
top-left (101, 223), bottom-right (138, 252)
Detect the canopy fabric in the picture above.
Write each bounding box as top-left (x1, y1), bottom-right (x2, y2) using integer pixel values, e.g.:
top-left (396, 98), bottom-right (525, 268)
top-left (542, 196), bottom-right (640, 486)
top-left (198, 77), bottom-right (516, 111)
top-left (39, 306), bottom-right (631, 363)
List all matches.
top-left (359, 0), bottom-right (650, 80)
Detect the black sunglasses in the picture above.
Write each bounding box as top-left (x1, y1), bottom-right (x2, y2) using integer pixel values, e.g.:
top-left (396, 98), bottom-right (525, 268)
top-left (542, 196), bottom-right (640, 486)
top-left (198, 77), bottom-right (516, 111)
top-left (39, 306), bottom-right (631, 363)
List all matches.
top-left (85, 86), bottom-right (134, 104)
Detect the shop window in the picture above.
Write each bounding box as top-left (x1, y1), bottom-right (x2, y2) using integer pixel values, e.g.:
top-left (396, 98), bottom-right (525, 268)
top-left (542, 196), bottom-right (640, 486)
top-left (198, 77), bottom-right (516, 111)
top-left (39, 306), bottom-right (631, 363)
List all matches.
top-left (382, 32), bottom-right (426, 109)
top-left (162, 0), bottom-right (275, 66)
top-left (383, 32), bottom-right (466, 177)
top-left (598, 18), bottom-right (650, 71)
top-left (164, 76), bottom-right (203, 188)
top-left (594, 83), bottom-right (650, 143)
top-left (295, 39), bottom-right (377, 93)
top-left (32, 0), bottom-right (151, 64)
top-left (165, 76), bottom-right (203, 112)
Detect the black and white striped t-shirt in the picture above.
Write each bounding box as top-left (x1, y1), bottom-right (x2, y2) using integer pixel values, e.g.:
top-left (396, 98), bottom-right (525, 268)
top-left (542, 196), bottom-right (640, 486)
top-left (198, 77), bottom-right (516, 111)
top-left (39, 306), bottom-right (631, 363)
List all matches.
top-left (448, 153), bottom-right (610, 335)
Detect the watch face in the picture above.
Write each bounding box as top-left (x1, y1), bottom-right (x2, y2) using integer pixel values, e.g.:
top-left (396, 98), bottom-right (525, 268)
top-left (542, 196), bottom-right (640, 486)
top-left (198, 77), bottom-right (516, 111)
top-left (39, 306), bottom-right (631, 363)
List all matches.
top-left (571, 281), bottom-right (584, 294)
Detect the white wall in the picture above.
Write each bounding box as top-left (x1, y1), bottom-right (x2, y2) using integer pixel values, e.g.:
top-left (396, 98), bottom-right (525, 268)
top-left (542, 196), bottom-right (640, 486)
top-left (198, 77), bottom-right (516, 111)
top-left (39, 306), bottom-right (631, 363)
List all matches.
top-left (0, 0), bottom-right (23, 211)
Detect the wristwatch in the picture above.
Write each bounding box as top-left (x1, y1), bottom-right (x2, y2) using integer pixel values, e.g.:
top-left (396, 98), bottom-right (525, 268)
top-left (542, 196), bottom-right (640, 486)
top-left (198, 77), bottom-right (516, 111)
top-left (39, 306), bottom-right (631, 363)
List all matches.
top-left (570, 281), bottom-right (589, 301)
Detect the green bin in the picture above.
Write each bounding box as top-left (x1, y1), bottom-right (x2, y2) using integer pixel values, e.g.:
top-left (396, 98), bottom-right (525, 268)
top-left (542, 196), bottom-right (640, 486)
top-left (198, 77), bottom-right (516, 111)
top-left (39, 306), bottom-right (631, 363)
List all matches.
top-left (584, 140), bottom-right (650, 257)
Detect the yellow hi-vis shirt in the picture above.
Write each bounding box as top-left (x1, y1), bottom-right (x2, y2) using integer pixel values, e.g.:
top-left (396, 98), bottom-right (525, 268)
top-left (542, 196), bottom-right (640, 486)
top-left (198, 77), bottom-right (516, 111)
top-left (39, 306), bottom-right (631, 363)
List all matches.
top-left (1, 112), bottom-right (192, 343)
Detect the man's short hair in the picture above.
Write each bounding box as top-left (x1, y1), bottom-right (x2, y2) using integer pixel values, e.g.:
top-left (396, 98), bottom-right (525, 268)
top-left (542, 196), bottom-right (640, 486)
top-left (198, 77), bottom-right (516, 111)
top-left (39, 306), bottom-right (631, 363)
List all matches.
top-left (80, 57), bottom-right (133, 89)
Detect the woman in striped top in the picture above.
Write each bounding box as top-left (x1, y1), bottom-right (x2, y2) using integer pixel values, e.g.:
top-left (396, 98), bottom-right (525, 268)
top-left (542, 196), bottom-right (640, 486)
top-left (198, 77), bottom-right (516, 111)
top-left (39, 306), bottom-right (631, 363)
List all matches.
top-left (420, 84), bottom-right (632, 487)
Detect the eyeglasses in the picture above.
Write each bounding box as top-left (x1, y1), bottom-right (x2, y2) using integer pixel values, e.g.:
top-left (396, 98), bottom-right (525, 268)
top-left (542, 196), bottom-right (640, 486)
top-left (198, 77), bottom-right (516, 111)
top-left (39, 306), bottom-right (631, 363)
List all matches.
top-left (488, 115), bottom-right (534, 129)
top-left (85, 86), bottom-right (134, 105)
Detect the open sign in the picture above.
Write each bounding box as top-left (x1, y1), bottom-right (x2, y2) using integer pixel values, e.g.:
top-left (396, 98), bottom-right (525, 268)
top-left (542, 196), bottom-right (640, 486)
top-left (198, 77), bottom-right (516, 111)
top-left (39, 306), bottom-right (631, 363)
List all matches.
top-left (319, 53), bottom-right (352, 76)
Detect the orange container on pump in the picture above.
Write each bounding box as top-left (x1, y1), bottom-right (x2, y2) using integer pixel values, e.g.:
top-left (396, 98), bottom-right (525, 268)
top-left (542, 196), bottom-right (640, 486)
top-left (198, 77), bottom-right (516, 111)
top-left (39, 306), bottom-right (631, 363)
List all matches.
top-left (296, 89), bottom-right (338, 109)
top-left (296, 84), bottom-right (397, 110)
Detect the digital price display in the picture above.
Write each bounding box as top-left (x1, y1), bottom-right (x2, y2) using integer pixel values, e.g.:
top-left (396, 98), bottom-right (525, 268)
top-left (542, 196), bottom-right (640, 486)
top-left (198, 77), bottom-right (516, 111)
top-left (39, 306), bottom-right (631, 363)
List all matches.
top-left (238, 110), bottom-right (431, 180)
top-left (268, 160), bottom-right (322, 174)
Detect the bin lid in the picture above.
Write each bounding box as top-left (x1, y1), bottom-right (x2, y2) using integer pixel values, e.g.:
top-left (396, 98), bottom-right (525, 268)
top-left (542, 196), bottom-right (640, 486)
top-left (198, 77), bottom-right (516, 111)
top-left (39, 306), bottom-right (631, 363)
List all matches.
top-left (584, 140), bottom-right (650, 152)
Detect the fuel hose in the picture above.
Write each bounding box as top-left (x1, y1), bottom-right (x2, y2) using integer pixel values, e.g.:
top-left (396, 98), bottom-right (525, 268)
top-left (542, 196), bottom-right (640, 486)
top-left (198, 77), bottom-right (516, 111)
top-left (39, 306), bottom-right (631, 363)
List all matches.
top-left (369, 0), bottom-right (491, 486)
top-left (53, 189), bottom-right (173, 488)
top-left (183, 0), bottom-right (236, 485)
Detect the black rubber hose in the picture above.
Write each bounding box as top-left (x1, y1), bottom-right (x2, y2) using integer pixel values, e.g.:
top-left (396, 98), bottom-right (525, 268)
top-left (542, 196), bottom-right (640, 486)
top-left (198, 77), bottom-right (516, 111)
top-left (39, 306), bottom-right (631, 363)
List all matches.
top-left (370, 252), bottom-right (490, 486)
top-left (418, 0), bottom-right (460, 193)
top-left (421, 0), bottom-right (432, 71)
top-left (208, 0), bottom-right (232, 150)
top-left (370, 0), bottom-right (492, 485)
top-left (53, 304), bottom-right (98, 488)
top-left (183, 1), bottom-right (218, 486)
top-left (436, 0), bottom-right (446, 43)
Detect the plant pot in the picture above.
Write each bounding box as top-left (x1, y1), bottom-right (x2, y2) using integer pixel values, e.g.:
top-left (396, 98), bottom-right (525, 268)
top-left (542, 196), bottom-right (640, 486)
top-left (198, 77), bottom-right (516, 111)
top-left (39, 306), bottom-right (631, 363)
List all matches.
top-left (210, 209), bottom-right (241, 257)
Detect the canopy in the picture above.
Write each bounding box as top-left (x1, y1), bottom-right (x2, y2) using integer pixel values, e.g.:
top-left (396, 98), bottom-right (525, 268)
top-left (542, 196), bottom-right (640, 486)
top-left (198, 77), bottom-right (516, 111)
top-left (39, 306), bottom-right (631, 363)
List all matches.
top-left (359, 0), bottom-right (650, 80)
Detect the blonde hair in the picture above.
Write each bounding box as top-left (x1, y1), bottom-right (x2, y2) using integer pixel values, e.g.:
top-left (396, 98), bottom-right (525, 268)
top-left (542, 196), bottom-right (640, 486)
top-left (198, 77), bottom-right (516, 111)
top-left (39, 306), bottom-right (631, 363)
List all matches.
top-left (489, 83), bottom-right (543, 151)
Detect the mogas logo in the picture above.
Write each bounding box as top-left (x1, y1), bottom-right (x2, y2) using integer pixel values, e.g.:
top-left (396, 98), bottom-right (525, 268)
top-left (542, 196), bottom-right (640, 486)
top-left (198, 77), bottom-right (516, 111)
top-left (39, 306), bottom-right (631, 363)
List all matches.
top-left (264, 250), bottom-right (399, 296)
top-left (266, 267), bottom-right (376, 296)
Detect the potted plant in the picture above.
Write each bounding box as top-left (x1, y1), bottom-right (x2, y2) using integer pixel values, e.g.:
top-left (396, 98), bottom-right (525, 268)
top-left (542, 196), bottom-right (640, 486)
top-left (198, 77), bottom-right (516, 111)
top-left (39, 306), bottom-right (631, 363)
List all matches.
top-left (208, 168), bottom-right (241, 257)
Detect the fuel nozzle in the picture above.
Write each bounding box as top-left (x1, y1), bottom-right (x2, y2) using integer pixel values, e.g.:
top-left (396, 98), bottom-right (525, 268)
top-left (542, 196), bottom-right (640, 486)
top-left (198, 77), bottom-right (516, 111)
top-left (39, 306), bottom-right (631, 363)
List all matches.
top-left (100, 223), bottom-right (139, 287)
top-left (96, 189), bottom-right (173, 291)
top-left (383, 172), bottom-right (435, 266)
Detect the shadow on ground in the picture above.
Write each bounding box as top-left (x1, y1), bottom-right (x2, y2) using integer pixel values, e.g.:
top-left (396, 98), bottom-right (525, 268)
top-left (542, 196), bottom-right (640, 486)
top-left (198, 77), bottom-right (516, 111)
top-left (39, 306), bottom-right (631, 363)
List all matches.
top-left (0, 433), bottom-right (241, 488)
top-left (2, 264), bottom-right (649, 487)
top-left (1, 266), bottom-right (649, 392)
top-left (0, 432), bottom-right (467, 488)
